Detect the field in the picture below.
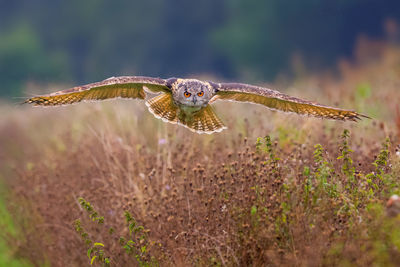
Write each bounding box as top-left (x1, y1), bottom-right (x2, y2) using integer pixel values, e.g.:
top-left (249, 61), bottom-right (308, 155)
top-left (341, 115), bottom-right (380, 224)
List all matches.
top-left (1, 40), bottom-right (400, 266)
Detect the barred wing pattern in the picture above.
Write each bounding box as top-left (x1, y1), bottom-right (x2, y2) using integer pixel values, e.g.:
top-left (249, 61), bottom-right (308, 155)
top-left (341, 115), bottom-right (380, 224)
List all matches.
top-left (214, 83), bottom-right (368, 121)
top-left (25, 76), bottom-right (170, 106)
top-left (146, 93), bottom-right (226, 134)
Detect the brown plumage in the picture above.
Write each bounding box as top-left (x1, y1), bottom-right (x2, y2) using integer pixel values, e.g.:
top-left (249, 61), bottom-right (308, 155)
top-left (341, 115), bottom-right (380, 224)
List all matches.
top-left (25, 76), bottom-right (168, 106)
top-left (25, 76), bottom-right (369, 134)
top-left (214, 83), bottom-right (366, 121)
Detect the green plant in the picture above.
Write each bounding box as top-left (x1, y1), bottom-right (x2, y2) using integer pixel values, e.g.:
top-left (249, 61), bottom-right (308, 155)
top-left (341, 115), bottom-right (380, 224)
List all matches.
top-left (365, 137), bottom-right (393, 197)
top-left (313, 144), bottom-right (337, 198)
top-left (337, 129), bottom-right (355, 178)
top-left (74, 198), bottom-right (161, 267)
top-left (119, 211), bottom-right (159, 267)
top-left (74, 198), bottom-right (111, 266)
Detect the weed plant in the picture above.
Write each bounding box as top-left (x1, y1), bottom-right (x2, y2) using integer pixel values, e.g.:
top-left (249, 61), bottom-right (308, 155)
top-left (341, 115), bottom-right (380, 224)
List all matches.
top-left (1, 39), bottom-right (400, 266)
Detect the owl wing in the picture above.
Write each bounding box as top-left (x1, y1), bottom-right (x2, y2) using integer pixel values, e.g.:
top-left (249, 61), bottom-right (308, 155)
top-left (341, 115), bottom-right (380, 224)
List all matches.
top-left (213, 82), bottom-right (369, 121)
top-left (25, 76), bottom-right (171, 106)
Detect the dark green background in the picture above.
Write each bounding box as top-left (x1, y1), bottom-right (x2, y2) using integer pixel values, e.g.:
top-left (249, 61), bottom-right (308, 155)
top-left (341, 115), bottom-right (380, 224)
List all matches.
top-left (1, 0), bottom-right (399, 97)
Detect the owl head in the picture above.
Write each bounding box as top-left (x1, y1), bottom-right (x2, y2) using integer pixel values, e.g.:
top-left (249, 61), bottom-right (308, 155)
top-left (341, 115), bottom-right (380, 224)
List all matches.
top-left (173, 79), bottom-right (213, 107)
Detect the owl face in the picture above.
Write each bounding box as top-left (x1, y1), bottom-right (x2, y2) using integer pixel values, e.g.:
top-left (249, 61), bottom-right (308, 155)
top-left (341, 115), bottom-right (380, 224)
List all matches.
top-left (173, 79), bottom-right (213, 107)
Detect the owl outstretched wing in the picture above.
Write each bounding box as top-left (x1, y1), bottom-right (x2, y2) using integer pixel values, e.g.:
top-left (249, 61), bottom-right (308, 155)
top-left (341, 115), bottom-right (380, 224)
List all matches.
top-left (25, 76), bottom-right (171, 106)
top-left (213, 82), bottom-right (369, 121)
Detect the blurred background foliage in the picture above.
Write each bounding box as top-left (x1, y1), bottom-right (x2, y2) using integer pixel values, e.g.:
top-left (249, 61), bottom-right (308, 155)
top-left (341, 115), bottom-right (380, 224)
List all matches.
top-left (0, 0), bottom-right (399, 97)
top-left (2, 1), bottom-right (400, 266)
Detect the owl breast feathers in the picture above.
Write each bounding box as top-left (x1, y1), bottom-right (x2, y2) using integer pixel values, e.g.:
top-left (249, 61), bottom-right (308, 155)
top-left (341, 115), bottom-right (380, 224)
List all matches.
top-left (25, 76), bottom-right (369, 134)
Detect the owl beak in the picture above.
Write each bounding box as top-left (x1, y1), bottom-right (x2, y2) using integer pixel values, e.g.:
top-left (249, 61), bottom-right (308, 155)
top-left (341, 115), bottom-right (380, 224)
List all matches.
top-left (192, 96), bottom-right (197, 104)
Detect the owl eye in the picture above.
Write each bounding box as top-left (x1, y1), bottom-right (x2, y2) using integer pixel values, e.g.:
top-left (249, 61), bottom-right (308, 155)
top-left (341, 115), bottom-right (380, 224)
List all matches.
top-left (184, 92), bottom-right (191, 98)
top-left (197, 91), bottom-right (204, 97)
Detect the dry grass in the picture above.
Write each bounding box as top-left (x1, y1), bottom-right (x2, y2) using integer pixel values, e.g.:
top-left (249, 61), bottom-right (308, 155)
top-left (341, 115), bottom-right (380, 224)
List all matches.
top-left (1, 39), bottom-right (400, 266)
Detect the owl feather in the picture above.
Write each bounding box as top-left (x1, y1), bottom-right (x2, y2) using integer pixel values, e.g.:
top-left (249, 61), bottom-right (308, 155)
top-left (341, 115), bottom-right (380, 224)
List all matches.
top-left (24, 76), bottom-right (170, 106)
top-left (24, 76), bottom-right (369, 134)
top-left (213, 83), bottom-right (369, 121)
top-left (146, 93), bottom-right (226, 134)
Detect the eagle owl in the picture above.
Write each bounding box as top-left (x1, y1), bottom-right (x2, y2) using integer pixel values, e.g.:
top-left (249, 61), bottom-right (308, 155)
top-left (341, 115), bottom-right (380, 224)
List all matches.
top-left (25, 76), bottom-right (368, 134)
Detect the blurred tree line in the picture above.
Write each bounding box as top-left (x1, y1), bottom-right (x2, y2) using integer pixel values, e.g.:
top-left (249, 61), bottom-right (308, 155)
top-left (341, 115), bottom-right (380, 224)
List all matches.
top-left (0, 0), bottom-right (399, 97)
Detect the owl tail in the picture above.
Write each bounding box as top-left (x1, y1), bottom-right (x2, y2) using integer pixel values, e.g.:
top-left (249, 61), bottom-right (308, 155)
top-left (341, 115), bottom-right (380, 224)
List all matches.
top-left (183, 105), bottom-right (227, 134)
top-left (146, 93), bottom-right (226, 134)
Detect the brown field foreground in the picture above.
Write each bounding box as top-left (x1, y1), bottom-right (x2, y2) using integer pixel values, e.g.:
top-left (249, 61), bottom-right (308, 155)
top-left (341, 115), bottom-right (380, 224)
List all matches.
top-left (1, 41), bottom-right (400, 266)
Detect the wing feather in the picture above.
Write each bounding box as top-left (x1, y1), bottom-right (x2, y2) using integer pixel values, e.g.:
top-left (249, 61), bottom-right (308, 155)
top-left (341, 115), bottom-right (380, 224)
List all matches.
top-left (25, 76), bottom-right (171, 106)
top-left (214, 82), bottom-right (369, 121)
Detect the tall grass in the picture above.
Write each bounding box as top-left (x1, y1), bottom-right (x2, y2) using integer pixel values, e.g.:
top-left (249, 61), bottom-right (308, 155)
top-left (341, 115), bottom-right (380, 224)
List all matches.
top-left (0, 39), bottom-right (400, 266)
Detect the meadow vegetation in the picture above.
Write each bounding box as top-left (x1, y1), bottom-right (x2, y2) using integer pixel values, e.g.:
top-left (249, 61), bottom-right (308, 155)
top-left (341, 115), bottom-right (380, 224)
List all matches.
top-left (1, 40), bottom-right (400, 266)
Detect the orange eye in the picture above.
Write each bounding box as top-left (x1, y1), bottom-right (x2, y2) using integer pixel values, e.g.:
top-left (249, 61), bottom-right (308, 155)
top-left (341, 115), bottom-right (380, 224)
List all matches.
top-left (184, 92), bottom-right (191, 98)
top-left (197, 91), bottom-right (204, 97)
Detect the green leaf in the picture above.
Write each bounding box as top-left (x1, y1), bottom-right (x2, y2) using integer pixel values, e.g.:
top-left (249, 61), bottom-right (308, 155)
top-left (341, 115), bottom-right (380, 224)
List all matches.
top-left (109, 227), bottom-right (115, 235)
top-left (129, 223), bottom-right (135, 234)
top-left (251, 206), bottom-right (257, 215)
top-left (87, 248), bottom-right (93, 259)
top-left (91, 256), bottom-right (97, 265)
top-left (134, 226), bottom-right (144, 233)
top-left (94, 242), bottom-right (104, 247)
top-left (303, 166), bottom-right (310, 176)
